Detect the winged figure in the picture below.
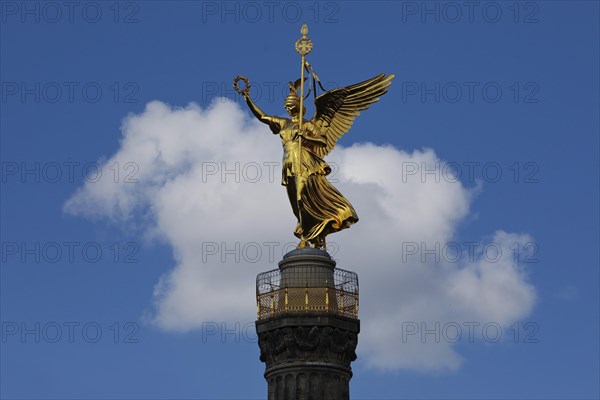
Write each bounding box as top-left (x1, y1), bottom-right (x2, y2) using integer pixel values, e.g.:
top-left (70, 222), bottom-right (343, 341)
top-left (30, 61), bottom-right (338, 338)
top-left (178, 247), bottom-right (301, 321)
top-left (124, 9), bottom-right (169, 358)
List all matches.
top-left (241, 73), bottom-right (394, 249)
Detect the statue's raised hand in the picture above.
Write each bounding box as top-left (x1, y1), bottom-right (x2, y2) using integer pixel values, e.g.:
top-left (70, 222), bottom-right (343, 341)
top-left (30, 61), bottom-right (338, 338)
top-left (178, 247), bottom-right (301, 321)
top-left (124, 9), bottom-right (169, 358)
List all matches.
top-left (233, 76), bottom-right (251, 99)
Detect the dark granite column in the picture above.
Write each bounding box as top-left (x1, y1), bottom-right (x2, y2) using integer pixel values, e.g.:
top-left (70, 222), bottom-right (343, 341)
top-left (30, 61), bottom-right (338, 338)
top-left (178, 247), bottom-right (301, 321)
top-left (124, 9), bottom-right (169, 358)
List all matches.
top-left (256, 248), bottom-right (360, 400)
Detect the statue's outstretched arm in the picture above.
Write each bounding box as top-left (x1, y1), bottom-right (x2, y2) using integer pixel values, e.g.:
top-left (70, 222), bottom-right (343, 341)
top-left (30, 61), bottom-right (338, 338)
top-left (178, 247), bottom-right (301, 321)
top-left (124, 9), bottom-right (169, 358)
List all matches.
top-left (245, 97), bottom-right (282, 134)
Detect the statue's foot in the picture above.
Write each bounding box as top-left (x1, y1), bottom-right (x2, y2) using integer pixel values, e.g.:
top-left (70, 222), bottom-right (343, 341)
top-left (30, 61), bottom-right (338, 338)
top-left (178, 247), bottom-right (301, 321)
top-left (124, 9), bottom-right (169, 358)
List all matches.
top-left (310, 236), bottom-right (326, 249)
top-left (296, 240), bottom-right (308, 249)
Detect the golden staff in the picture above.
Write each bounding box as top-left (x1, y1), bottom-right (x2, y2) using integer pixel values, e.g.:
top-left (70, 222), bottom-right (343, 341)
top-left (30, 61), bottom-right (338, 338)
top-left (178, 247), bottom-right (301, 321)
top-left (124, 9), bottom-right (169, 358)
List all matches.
top-left (294, 24), bottom-right (312, 214)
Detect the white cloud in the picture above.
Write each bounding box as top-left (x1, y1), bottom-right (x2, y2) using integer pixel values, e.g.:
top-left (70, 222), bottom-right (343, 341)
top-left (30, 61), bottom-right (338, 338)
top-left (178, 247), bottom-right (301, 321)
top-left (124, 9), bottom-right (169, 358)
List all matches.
top-left (64, 99), bottom-right (536, 371)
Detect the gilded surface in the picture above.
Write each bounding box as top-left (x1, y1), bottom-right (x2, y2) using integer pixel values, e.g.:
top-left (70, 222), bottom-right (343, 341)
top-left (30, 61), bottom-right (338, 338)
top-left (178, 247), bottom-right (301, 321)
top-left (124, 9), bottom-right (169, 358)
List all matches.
top-left (235, 25), bottom-right (393, 249)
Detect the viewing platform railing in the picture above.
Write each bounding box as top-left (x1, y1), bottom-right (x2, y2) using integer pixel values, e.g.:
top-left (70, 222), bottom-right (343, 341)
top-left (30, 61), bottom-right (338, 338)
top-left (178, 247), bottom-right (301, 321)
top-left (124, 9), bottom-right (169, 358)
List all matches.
top-left (256, 267), bottom-right (359, 320)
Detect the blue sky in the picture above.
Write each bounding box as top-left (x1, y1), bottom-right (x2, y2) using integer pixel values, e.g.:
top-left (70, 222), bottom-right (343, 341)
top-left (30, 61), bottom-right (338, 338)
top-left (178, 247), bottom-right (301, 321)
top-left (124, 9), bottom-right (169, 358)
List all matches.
top-left (1, 1), bottom-right (599, 399)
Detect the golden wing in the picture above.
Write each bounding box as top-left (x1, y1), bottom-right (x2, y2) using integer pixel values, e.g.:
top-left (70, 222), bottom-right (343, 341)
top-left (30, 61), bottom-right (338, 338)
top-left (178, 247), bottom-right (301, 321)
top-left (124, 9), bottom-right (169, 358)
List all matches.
top-left (311, 73), bottom-right (394, 158)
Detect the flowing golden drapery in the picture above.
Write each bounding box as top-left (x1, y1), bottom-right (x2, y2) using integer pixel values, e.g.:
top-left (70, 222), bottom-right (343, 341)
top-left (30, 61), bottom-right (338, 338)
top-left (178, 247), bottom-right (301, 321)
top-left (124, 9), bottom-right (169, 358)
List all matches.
top-left (278, 122), bottom-right (358, 243)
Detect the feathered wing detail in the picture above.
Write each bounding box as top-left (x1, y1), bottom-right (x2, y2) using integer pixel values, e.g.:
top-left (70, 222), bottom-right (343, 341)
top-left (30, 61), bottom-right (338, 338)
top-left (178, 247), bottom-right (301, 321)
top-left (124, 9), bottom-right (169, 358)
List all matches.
top-left (311, 73), bottom-right (394, 158)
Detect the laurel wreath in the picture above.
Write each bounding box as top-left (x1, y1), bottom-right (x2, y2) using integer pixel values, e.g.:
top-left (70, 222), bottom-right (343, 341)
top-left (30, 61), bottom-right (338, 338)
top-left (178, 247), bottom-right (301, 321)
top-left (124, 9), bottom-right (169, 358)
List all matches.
top-left (233, 76), bottom-right (250, 97)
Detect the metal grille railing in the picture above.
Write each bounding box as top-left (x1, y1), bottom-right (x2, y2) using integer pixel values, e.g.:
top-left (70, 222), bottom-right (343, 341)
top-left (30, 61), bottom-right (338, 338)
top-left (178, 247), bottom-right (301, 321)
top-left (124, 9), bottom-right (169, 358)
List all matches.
top-left (256, 267), bottom-right (359, 320)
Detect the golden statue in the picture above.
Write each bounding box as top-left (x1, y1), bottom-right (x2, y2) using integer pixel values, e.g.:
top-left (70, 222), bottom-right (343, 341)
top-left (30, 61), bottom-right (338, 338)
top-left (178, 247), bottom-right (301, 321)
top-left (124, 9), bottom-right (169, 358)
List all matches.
top-left (234, 25), bottom-right (393, 249)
